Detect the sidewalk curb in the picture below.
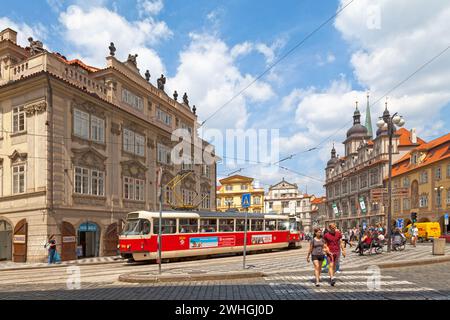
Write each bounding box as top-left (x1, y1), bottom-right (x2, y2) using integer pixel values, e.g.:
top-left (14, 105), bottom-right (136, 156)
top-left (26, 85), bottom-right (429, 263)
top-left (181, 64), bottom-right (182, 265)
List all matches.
top-left (0, 258), bottom-right (126, 272)
top-left (118, 270), bottom-right (266, 283)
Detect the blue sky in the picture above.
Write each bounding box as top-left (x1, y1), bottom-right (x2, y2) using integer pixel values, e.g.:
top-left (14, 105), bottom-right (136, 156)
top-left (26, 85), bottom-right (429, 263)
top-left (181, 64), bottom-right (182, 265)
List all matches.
top-left (2, 0), bottom-right (450, 195)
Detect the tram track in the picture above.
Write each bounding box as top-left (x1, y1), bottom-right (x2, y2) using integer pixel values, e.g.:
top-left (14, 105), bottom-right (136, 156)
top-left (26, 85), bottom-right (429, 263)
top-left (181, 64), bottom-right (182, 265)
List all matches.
top-left (0, 247), bottom-right (307, 286)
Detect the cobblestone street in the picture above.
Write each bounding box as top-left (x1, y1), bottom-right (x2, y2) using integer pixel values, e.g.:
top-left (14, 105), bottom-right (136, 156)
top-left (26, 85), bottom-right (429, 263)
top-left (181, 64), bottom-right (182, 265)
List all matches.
top-left (0, 244), bottom-right (449, 300)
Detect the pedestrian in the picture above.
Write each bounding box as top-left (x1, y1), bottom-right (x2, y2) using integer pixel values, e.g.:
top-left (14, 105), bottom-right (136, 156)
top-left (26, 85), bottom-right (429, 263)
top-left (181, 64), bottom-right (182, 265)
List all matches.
top-left (307, 228), bottom-right (331, 287)
top-left (45, 235), bottom-right (57, 264)
top-left (323, 223), bottom-right (346, 286)
top-left (410, 224), bottom-right (419, 247)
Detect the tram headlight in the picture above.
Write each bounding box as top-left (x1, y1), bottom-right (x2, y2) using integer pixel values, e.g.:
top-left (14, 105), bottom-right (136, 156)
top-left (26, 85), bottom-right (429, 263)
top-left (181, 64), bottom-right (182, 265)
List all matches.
top-left (127, 244), bottom-right (131, 249)
top-left (117, 244), bottom-right (120, 249)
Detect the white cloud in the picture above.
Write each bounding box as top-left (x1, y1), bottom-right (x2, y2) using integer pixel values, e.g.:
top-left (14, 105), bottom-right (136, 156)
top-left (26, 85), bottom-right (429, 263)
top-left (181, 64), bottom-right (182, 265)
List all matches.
top-left (0, 18), bottom-right (47, 48)
top-left (167, 33), bottom-right (274, 130)
top-left (137, 0), bottom-right (164, 17)
top-left (58, 5), bottom-right (170, 76)
top-left (316, 52), bottom-right (336, 66)
top-left (281, 0), bottom-right (450, 177)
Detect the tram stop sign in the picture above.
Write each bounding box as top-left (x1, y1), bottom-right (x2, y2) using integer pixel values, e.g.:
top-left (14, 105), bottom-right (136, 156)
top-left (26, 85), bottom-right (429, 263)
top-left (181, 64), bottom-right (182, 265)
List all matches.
top-left (242, 193), bottom-right (251, 209)
top-left (396, 218), bottom-right (404, 229)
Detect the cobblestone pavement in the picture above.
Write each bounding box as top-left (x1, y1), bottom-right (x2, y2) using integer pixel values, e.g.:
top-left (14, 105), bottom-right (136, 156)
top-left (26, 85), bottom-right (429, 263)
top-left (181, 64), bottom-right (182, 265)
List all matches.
top-left (0, 243), bottom-right (449, 300)
top-left (0, 262), bottom-right (449, 300)
top-left (0, 255), bottom-right (123, 270)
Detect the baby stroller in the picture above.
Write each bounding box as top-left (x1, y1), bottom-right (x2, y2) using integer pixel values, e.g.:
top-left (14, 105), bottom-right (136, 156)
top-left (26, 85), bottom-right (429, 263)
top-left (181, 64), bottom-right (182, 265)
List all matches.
top-left (392, 234), bottom-right (406, 251)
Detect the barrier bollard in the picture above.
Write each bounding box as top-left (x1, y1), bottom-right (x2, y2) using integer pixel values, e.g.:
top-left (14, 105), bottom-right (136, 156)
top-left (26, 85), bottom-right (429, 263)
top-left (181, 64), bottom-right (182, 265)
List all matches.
top-left (432, 238), bottom-right (446, 255)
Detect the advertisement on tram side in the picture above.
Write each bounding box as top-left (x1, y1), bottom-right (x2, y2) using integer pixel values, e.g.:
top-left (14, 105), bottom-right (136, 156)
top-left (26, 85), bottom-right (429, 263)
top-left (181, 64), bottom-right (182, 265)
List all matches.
top-left (189, 236), bottom-right (236, 249)
top-left (251, 234), bottom-right (272, 244)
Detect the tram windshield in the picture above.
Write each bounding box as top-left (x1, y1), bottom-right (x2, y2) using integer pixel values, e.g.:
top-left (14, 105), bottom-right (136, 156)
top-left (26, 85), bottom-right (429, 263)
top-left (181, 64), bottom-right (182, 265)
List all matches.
top-left (289, 219), bottom-right (301, 232)
top-left (121, 219), bottom-right (151, 235)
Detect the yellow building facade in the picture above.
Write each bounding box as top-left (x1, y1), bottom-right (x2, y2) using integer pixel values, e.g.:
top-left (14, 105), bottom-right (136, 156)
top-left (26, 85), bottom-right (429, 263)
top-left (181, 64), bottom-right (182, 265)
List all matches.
top-left (391, 133), bottom-right (450, 233)
top-left (216, 175), bottom-right (264, 213)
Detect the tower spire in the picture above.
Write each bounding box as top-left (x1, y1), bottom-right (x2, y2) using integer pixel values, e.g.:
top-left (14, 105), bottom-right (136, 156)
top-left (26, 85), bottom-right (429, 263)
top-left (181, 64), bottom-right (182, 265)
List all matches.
top-left (365, 91), bottom-right (373, 138)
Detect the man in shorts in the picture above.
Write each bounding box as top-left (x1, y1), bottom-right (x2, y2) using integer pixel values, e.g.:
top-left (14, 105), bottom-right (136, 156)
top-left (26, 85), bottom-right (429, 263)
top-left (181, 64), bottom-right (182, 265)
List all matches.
top-left (323, 223), bottom-right (346, 286)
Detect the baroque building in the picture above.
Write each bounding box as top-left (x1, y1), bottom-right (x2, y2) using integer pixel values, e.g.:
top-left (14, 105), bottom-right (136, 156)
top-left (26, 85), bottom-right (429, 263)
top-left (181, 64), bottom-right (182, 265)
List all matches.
top-left (263, 178), bottom-right (313, 234)
top-left (390, 133), bottom-right (450, 233)
top-left (324, 98), bottom-right (424, 231)
top-left (0, 28), bottom-right (217, 262)
top-left (216, 175), bottom-right (264, 213)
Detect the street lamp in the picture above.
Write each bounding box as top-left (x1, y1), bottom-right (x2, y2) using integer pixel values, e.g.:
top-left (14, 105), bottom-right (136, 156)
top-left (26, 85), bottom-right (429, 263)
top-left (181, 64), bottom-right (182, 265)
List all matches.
top-left (376, 105), bottom-right (405, 252)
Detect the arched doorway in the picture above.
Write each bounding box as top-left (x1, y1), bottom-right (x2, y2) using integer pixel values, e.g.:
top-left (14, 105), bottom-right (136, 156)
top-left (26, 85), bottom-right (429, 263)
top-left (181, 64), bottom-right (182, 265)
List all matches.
top-left (103, 222), bottom-right (121, 256)
top-left (77, 222), bottom-right (100, 258)
top-left (0, 220), bottom-right (12, 261)
top-left (61, 221), bottom-right (77, 261)
top-left (13, 219), bottom-right (27, 262)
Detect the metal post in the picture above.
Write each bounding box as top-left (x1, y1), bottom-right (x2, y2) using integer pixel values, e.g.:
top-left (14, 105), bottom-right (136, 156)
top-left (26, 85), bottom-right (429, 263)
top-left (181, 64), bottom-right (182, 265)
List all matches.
top-left (387, 121), bottom-right (393, 252)
top-left (158, 172), bottom-right (163, 274)
top-left (243, 208), bottom-right (248, 270)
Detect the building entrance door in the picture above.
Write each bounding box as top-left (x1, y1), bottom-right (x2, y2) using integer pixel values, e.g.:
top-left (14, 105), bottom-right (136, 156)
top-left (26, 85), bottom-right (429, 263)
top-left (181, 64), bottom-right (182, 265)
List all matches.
top-left (13, 219), bottom-right (27, 262)
top-left (0, 220), bottom-right (12, 261)
top-left (77, 222), bottom-right (99, 258)
top-left (61, 221), bottom-right (76, 261)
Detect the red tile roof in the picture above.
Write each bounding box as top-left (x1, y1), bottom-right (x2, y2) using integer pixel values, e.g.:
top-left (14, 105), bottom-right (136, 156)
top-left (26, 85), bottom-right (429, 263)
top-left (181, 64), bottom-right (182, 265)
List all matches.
top-left (391, 133), bottom-right (450, 178)
top-left (55, 53), bottom-right (100, 73)
top-left (396, 128), bottom-right (426, 147)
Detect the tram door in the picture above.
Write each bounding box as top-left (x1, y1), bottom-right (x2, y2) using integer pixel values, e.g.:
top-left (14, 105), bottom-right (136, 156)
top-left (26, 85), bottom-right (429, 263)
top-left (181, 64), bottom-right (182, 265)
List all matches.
top-left (0, 220), bottom-right (12, 261)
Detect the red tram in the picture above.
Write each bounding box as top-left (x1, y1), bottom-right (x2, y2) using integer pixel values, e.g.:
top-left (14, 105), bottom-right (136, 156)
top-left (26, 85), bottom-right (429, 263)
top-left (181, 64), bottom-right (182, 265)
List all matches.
top-left (119, 211), bottom-right (301, 261)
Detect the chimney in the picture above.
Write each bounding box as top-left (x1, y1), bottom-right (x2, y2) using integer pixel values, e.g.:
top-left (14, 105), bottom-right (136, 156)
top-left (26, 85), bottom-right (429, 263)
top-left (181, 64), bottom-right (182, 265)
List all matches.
top-left (0, 28), bottom-right (18, 44)
top-left (411, 128), bottom-right (417, 144)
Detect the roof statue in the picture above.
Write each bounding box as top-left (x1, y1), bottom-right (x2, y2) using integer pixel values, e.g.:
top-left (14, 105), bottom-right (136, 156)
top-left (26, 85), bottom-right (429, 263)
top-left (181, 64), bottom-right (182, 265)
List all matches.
top-left (127, 54), bottom-right (138, 67)
top-left (145, 70), bottom-right (151, 82)
top-left (109, 42), bottom-right (116, 56)
top-left (183, 92), bottom-right (189, 106)
top-left (173, 90), bottom-right (178, 101)
top-left (157, 74), bottom-right (166, 91)
top-left (27, 37), bottom-right (45, 56)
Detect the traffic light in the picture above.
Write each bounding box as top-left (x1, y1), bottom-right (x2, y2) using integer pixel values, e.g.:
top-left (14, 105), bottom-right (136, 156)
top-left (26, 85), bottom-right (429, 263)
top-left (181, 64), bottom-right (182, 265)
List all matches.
top-left (411, 212), bottom-right (417, 223)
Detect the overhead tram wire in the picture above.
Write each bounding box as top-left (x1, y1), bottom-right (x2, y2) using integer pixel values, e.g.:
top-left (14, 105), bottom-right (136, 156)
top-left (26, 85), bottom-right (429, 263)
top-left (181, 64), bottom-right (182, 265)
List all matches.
top-left (199, 0), bottom-right (356, 128)
top-left (274, 43), bottom-right (450, 165)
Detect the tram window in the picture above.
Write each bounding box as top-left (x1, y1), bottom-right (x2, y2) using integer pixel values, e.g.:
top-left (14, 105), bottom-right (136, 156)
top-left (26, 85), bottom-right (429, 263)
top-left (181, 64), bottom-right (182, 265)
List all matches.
top-left (218, 219), bottom-right (234, 232)
top-left (200, 219), bottom-right (217, 232)
top-left (235, 219), bottom-right (249, 232)
top-left (264, 219), bottom-right (277, 231)
top-left (122, 219), bottom-right (151, 235)
top-left (153, 218), bottom-right (177, 234)
top-left (142, 220), bottom-right (151, 235)
top-left (277, 220), bottom-right (289, 231)
top-left (179, 219), bottom-right (198, 233)
top-left (251, 219), bottom-right (264, 231)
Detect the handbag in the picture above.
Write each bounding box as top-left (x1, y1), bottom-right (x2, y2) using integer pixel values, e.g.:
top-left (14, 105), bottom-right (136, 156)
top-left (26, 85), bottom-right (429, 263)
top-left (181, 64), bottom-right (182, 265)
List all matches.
top-left (54, 251), bottom-right (61, 263)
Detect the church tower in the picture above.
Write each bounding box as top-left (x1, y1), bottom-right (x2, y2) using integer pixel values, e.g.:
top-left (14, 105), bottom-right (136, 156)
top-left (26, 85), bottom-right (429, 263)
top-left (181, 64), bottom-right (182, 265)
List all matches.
top-left (365, 91), bottom-right (373, 139)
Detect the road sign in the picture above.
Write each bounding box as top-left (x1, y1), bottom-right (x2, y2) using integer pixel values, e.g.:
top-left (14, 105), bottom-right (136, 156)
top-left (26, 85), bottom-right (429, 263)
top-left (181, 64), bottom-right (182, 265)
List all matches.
top-left (241, 193), bottom-right (251, 208)
top-left (362, 222), bottom-right (367, 230)
top-left (445, 213), bottom-right (449, 226)
top-left (396, 218), bottom-right (404, 229)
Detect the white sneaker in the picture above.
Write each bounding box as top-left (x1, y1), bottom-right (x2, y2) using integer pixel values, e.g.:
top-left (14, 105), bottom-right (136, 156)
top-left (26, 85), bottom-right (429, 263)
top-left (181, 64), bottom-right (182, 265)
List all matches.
top-left (336, 270), bottom-right (341, 273)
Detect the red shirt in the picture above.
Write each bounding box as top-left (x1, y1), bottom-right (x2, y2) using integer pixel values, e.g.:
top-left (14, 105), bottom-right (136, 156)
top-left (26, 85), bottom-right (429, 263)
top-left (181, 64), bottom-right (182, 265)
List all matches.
top-left (323, 231), bottom-right (342, 253)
